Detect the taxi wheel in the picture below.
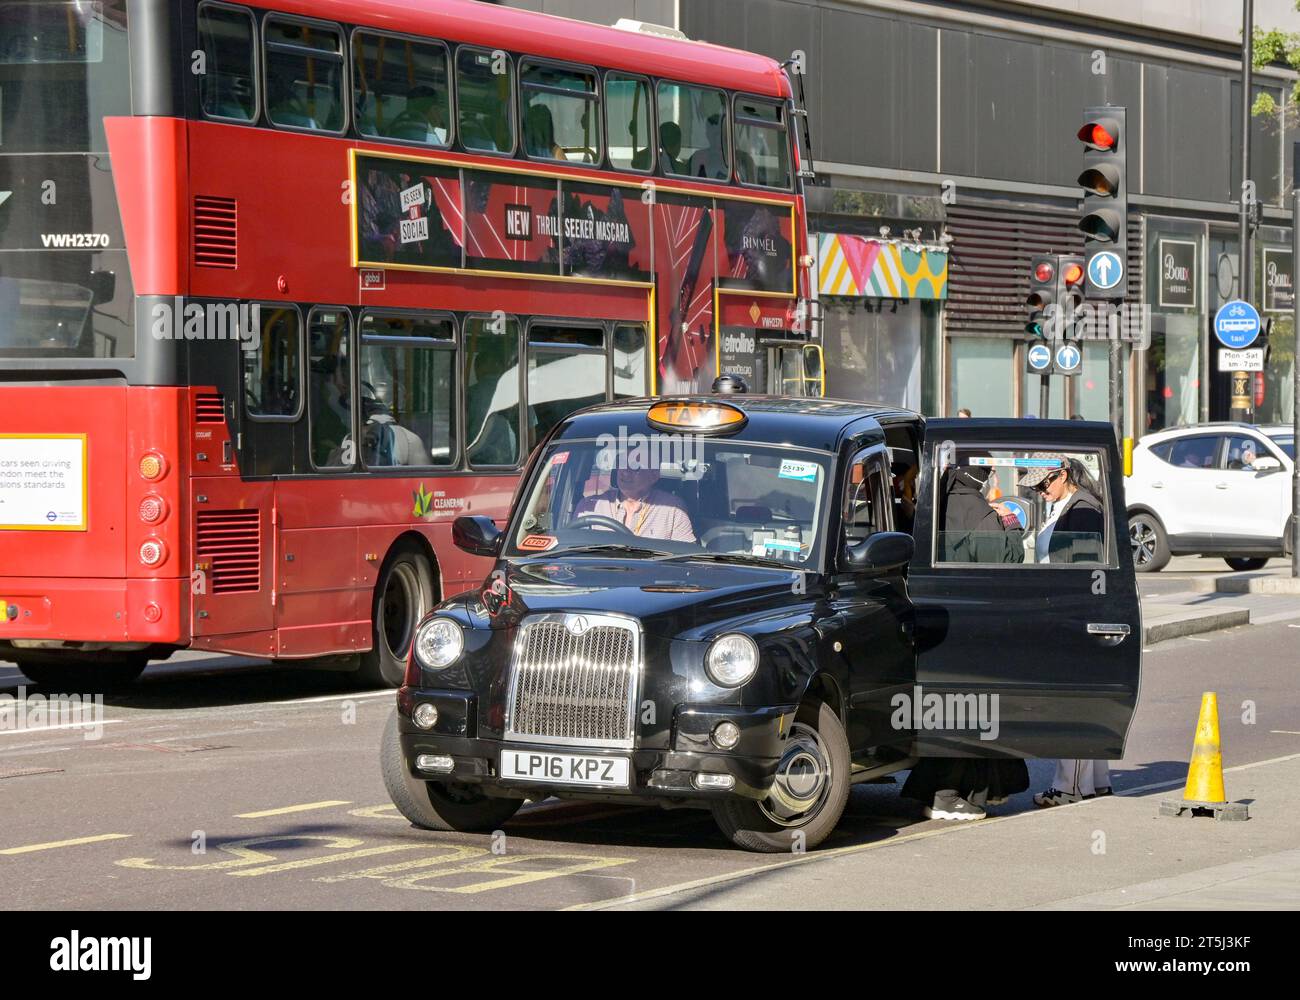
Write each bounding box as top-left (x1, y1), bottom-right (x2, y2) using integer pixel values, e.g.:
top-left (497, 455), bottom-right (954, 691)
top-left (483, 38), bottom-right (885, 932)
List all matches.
top-left (710, 700), bottom-right (850, 853)
top-left (1128, 512), bottom-right (1170, 573)
top-left (381, 709), bottom-right (523, 832)
top-left (16, 654), bottom-right (148, 691)
top-left (1224, 557), bottom-right (1269, 572)
top-left (360, 542), bottom-right (433, 688)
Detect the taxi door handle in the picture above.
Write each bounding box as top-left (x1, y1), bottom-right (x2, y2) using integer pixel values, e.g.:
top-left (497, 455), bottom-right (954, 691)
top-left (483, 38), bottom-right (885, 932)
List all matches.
top-left (1087, 623), bottom-right (1131, 639)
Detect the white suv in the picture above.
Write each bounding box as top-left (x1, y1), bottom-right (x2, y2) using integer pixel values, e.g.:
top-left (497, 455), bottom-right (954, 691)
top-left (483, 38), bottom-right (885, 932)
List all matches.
top-left (1125, 423), bottom-right (1295, 572)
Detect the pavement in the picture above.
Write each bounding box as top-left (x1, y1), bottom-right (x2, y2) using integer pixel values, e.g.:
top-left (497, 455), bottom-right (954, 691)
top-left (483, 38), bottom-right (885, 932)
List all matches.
top-left (1138, 557), bottom-right (1300, 645)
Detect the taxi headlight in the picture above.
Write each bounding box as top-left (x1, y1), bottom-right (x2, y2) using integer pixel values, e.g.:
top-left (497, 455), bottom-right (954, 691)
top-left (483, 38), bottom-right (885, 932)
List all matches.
top-left (705, 633), bottom-right (759, 687)
top-left (415, 618), bottom-right (464, 669)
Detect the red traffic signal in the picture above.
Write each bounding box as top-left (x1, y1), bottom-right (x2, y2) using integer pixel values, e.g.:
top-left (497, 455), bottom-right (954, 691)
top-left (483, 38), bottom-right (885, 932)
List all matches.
top-left (1034, 261), bottom-right (1055, 283)
top-left (1077, 118), bottom-right (1119, 151)
top-left (1063, 262), bottom-right (1085, 285)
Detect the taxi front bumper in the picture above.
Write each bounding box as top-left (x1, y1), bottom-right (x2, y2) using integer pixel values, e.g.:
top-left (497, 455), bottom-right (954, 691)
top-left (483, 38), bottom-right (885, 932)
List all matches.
top-left (396, 687), bottom-right (795, 802)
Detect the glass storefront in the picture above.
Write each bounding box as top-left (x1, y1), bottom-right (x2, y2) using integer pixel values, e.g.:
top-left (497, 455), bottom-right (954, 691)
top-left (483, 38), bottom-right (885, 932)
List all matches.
top-left (1144, 218), bottom-right (1206, 433)
top-left (822, 297), bottom-right (941, 412)
top-left (949, 337), bottom-right (1013, 417)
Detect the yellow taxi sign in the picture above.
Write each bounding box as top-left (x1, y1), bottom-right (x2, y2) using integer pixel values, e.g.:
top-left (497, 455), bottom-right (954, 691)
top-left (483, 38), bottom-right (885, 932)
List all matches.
top-left (646, 400), bottom-right (747, 434)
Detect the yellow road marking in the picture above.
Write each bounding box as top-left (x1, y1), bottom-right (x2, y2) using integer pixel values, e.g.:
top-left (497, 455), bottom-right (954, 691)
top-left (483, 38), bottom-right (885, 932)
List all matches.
top-left (0, 833), bottom-right (131, 855)
top-left (383, 853), bottom-right (635, 894)
top-left (230, 844), bottom-right (422, 877)
top-left (347, 804), bottom-right (403, 820)
top-left (118, 834), bottom-right (367, 872)
top-left (315, 845), bottom-right (488, 882)
top-left (236, 800), bottom-right (352, 818)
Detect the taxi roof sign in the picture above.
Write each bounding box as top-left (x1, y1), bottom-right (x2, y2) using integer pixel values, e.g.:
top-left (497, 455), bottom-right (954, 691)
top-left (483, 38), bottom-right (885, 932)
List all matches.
top-left (646, 400), bottom-right (747, 434)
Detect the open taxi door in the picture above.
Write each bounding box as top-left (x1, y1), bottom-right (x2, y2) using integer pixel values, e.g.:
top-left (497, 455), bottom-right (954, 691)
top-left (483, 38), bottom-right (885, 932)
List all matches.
top-left (905, 418), bottom-right (1141, 760)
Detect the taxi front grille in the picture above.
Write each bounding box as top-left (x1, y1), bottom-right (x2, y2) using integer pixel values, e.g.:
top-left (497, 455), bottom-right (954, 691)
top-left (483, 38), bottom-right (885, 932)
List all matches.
top-left (505, 614), bottom-right (640, 749)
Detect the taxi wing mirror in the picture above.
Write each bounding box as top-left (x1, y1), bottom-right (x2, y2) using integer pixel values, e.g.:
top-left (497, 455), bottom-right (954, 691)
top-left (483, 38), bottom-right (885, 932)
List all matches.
top-left (842, 531), bottom-right (914, 574)
top-left (453, 515), bottom-right (503, 558)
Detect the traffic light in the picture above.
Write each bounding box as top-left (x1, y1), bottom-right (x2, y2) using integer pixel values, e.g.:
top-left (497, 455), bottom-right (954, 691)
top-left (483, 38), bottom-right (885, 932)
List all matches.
top-left (1057, 254), bottom-right (1086, 338)
top-left (1077, 106), bottom-right (1127, 297)
top-left (1026, 255), bottom-right (1056, 338)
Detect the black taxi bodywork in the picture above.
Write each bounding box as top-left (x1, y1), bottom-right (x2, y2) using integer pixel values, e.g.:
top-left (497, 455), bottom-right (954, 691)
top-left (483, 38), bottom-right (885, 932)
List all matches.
top-left (383, 397), bottom-right (1141, 852)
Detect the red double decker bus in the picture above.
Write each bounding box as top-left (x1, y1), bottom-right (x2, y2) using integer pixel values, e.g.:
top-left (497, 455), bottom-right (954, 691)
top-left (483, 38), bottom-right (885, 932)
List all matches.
top-left (0, 0), bottom-right (817, 688)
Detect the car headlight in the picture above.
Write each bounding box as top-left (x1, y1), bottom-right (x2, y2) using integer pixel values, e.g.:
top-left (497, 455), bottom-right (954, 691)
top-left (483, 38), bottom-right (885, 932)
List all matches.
top-left (415, 617), bottom-right (464, 669)
top-left (706, 633), bottom-right (759, 687)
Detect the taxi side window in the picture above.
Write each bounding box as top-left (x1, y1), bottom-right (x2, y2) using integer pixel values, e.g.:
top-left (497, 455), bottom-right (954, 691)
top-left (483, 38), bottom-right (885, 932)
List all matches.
top-left (843, 449), bottom-right (892, 543)
top-left (934, 447), bottom-right (1110, 567)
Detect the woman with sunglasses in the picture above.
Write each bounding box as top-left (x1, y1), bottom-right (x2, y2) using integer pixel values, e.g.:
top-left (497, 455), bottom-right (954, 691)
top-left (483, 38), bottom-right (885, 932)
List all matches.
top-left (1021, 454), bottom-right (1114, 806)
top-left (1021, 455), bottom-right (1105, 564)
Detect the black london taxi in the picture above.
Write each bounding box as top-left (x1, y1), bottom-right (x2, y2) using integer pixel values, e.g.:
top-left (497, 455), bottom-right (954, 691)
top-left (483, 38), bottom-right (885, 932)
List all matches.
top-left (382, 395), bottom-right (1141, 852)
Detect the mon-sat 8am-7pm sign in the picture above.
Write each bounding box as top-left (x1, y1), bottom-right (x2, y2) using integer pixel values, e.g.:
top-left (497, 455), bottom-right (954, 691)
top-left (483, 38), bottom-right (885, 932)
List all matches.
top-left (0, 434), bottom-right (87, 530)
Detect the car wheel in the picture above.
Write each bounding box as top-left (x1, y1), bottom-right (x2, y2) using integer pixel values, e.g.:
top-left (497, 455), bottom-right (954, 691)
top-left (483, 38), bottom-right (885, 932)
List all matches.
top-left (380, 709), bottom-right (523, 832)
top-left (359, 541), bottom-right (434, 687)
top-left (1128, 512), bottom-right (1170, 573)
top-left (17, 654), bottom-right (148, 691)
top-left (1224, 557), bottom-right (1269, 572)
top-left (711, 700), bottom-right (850, 853)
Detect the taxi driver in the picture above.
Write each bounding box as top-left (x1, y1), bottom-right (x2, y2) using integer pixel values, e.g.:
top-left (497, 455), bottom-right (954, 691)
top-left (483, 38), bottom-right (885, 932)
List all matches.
top-left (574, 465), bottom-right (697, 543)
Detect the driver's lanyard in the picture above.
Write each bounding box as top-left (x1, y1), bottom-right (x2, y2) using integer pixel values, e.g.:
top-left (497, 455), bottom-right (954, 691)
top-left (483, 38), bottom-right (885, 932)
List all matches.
top-left (619, 499), bottom-right (650, 535)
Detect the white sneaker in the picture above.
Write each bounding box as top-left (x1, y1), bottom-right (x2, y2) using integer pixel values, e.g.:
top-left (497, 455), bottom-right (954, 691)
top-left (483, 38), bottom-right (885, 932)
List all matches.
top-left (924, 797), bottom-right (986, 821)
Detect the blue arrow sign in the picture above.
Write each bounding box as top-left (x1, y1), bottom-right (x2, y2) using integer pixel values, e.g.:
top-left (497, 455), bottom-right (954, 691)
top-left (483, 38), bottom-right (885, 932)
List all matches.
top-left (1087, 251), bottom-right (1124, 291)
top-left (1055, 343), bottom-right (1082, 374)
top-left (1027, 343), bottom-right (1052, 371)
top-left (1213, 299), bottom-right (1261, 349)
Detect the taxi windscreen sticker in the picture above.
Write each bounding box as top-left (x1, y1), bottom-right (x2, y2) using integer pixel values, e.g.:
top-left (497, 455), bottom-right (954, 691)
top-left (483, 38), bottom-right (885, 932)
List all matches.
top-left (778, 459), bottom-right (819, 482)
top-left (519, 534), bottom-right (558, 552)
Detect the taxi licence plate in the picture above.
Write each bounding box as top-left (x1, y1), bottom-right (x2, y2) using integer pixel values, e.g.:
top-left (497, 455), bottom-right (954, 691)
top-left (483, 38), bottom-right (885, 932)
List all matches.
top-left (499, 749), bottom-right (630, 788)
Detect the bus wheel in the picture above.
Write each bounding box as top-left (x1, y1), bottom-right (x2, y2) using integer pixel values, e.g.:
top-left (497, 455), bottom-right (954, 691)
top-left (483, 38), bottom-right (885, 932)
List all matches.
top-left (16, 654), bottom-right (148, 692)
top-left (380, 709), bottom-right (522, 831)
top-left (710, 700), bottom-right (850, 853)
top-left (359, 541), bottom-right (433, 687)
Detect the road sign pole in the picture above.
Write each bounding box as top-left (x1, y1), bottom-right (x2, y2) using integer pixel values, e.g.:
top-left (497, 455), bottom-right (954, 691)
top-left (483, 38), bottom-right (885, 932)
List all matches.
top-left (1040, 373), bottom-right (1050, 418)
top-left (1109, 306), bottom-right (1122, 445)
top-left (1292, 185), bottom-right (1299, 579)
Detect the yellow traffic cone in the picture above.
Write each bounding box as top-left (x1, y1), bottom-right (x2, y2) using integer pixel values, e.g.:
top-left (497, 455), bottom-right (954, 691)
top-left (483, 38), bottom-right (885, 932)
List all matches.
top-left (1160, 692), bottom-right (1249, 821)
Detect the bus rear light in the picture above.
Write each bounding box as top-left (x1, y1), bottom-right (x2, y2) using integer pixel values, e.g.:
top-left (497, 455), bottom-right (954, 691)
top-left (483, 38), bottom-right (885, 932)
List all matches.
top-left (139, 539), bottom-right (167, 567)
top-left (139, 495), bottom-right (167, 524)
top-left (139, 453), bottom-right (167, 481)
top-left (143, 603), bottom-right (162, 623)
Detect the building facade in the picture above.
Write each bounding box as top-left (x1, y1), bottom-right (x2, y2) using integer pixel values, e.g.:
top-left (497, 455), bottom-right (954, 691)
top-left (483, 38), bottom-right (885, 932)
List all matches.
top-left (504, 0), bottom-right (1300, 436)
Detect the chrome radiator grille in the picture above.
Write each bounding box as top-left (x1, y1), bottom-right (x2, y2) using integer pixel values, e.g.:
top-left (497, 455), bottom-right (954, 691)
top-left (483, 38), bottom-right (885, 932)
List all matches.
top-left (505, 613), bottom-right (641, 749)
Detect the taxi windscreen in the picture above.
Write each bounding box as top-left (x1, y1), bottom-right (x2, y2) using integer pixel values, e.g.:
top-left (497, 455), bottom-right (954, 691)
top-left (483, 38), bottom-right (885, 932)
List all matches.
top-left (507, 436), bottom-right (830, 566)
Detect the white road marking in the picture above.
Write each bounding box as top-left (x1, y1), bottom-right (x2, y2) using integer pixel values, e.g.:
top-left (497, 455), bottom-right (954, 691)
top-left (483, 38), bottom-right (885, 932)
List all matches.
top-left (0, 719), bottom-right (123, 737)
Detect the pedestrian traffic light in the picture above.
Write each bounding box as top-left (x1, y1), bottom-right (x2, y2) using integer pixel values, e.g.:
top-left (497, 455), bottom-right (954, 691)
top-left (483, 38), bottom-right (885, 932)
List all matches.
top-left (1077, 106), bottom-right (1127, 297)
top-left (1026, 255), bottom-right (1056, 338)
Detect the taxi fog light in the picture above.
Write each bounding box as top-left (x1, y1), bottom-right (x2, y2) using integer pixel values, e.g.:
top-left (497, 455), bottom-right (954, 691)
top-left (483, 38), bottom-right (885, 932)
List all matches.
top-left (706, 633), bottom-right (759, 687)
top-left (416, 618), bottom-right (464, 668)
top-left (412, 703), bottom-right (439, 730)
top-left (694, 773), bottom-right (735, 790)
top-left (416, 754), bottom-right (455, 773)
top-left (711, 721), bottom-right (741, 749)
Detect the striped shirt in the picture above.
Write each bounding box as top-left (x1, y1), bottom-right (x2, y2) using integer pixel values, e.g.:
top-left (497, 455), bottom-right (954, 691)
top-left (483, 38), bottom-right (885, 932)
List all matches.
top-left (574, 488), bottom-right (697, 543)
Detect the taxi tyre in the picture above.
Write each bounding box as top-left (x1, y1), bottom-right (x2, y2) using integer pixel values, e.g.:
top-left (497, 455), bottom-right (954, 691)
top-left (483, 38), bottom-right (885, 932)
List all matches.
top-left (710, 700), bottom-right (850, 853)
top-left (360, 541), bottom-right (434, 688)
top-left (1127, 510), bottom-right (1170, 573)
top-left (381, 708), bottom-right (524, 832)
top-left (16, 653), bottom-right (148, 691)
top-left (1224, 557), bottom-right (1269, 572)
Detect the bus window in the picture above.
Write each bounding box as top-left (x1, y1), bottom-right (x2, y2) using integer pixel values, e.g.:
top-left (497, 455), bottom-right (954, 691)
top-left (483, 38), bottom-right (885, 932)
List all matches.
top-left (263, 15), bottom-right (346, 133)
top-left (657, 82), bottom-right (730, 181)
top-left (197, 3), bottom-right (257, 123)
top-left (520, 62), bottom-right (599, 165)
top-left (605, 74), bottom-right (653, 171)
top-left (358, 313), bottom-right (456, 468)
top-left (464, 316), bottom-right (521, 467)
top-left (352, 31), bottom-right (451, 147)
top-left (734, 96), bottom-right (791, 189)
top-left (457, 47), bottom-right (514, 154)
top-left (526, 324), bottom-right (605, 450)
top-left (308, 308), bottom-right (352, 468)
top-left (611, 324), bottom-right (649, 398)
top-left (243, 305), bottom-right (301, 419)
